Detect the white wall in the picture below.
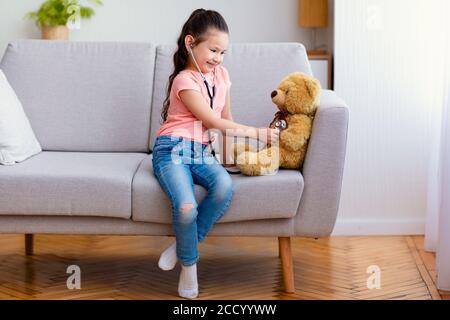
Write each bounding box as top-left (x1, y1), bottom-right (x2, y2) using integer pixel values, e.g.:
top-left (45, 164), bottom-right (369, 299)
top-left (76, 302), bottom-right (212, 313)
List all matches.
top-left (0, 0), bottom-right (333, 56)
top-left (333, 0), bottom-right (447, 235)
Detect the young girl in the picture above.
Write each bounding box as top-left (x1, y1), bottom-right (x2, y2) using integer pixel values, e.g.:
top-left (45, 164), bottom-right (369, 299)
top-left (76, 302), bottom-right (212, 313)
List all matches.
top-left (152, 8), bottom-right (279, 299)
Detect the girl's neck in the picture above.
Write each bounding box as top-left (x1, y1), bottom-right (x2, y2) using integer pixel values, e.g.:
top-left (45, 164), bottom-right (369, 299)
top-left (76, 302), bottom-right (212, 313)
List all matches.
top-left (183, 68), bottom-right (214, 78)
top-left (184, 61), bottom-right (213, 75)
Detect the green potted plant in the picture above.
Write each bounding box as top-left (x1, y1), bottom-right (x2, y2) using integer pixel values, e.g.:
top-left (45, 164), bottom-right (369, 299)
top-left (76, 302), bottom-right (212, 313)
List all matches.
top-left (26, 0), bottom-right (103, 40)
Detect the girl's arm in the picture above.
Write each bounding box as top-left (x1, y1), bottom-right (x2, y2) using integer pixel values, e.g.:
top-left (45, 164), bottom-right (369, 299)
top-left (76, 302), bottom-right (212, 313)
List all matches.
top-left (221, 89), bottom-right (234, 166)
top-left (179, 89), bottom-right (259, 139)
top-left (221, 89), bottom-right (233, 121)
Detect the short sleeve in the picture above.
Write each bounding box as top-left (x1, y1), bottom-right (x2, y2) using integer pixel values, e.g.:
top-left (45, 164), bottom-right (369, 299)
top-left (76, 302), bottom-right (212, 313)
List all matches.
top-left (172, 73), bottom-right (202, 100)
top-left (222, 66), bottom-right (232, 89)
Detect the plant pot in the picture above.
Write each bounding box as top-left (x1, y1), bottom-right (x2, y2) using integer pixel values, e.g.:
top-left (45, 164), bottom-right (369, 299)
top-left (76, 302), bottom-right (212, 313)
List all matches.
top-left (41, 25), bottom-right (69, 40)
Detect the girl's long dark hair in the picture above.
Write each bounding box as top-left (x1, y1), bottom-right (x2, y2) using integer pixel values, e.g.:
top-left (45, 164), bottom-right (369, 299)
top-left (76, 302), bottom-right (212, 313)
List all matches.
top-left (160, 9), bottom-right (229, 123)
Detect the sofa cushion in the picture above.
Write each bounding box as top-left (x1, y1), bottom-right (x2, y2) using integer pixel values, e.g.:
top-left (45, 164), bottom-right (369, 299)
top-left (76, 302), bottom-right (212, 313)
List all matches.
top-left (132, 156), bottom-right (304, 224)
top-left (0, 151), bottom-right (147, 219)
top-left (0, 40), bottom-right (155, 152)
top-left (149, 43), bottom-right (312, 150)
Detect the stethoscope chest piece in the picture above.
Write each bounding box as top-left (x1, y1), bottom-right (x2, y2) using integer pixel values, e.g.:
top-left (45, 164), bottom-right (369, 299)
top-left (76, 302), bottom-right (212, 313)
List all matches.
top-left (270, 111), bottom-right (289, 131)
top-left (275, 119), bottom-right (287, 130)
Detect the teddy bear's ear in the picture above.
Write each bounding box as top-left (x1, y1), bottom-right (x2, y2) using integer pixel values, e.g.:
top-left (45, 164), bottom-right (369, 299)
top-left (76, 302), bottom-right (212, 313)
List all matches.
top-left (304, 77), bottom-right (321, 100)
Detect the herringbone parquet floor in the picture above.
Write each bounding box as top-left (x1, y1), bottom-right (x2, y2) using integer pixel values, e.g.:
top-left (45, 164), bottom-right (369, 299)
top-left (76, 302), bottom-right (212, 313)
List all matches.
top-left (0, 235), bottom-right (447, 300)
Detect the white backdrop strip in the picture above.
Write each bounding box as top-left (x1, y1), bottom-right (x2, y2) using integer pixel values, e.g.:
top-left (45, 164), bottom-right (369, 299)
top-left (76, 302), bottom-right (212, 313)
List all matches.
top-left (0, 0), bottom-right (334, 56)
top-left (333, 0), bottom-right (447, 235)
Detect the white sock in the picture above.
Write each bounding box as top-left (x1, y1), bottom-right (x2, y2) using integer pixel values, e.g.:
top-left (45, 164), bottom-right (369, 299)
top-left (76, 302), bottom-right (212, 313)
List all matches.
top-left (178, 263), bottom-right (198, 299)
top-left (158, 240), bottom-right (177, 271)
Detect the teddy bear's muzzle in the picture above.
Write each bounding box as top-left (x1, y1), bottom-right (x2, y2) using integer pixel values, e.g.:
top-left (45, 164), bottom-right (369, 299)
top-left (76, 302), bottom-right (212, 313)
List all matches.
top-left (271, 89), bottom-right (285, 107)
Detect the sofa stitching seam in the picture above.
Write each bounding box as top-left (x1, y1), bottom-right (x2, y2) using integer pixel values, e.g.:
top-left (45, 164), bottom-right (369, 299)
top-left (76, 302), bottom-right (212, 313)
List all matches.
top-left (130, 155), bottom-right (148, 220)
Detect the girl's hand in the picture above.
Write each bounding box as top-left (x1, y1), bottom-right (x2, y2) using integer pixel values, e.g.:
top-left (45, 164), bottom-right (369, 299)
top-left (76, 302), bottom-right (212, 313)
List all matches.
top-left (257, 128), bottom-right (280, 145)
top-left (209, 132), bottom-right (218, 143)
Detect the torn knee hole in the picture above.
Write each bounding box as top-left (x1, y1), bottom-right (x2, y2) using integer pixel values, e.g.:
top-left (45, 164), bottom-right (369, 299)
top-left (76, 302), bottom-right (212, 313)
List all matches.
top-left (180, 203), bottom-right (194, 214)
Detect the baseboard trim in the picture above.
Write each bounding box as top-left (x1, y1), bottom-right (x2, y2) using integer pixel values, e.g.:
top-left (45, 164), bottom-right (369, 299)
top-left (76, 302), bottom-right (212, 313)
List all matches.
top-left (331, 218), bottom-right (425, 236)
top-left (438, 285), bottom-right (450, 292)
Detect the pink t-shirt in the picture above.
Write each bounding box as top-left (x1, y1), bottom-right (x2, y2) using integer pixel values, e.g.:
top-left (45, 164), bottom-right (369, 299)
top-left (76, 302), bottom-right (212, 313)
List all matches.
top-left (156, 66), bottom-right (231, 144)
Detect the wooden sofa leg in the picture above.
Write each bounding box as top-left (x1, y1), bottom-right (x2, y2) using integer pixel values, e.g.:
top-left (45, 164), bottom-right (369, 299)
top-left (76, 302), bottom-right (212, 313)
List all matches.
top-left (25, 234), bottom-right (34, 256)
top-left (278, 238), bottom-right (281, 258)
top-left (278, 237), bottom-right (295, 293)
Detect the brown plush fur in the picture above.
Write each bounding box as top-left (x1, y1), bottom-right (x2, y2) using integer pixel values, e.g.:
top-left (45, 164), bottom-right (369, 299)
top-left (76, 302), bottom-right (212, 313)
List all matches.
top-left (232, 72), bottom-right (320, 176)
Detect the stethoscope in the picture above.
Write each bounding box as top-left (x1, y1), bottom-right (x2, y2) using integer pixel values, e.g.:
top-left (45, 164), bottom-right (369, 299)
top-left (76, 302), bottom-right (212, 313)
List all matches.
top-left (188, 45), bottom-right (240, 174)
top-left (189, 44), bottom-right (216, 110)
top-left (188, 45), bottom-right (216, 153)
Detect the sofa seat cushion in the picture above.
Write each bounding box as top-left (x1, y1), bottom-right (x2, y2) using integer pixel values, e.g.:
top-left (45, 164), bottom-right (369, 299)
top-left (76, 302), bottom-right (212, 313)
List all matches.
top-left (0, 151), bottom-right (147, 219)
top-left (132, 156), bottom-right (304, 224)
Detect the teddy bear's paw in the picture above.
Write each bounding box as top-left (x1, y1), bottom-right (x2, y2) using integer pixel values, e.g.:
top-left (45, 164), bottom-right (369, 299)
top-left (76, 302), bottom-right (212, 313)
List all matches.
top-left (259, 151), bottom-right (280, 176)
top-left (235, 151), bottom-right (258, 166)
top-left (257, 147), bottom-right (280, 166)
top-left (235, 149), bottom-right (280, 176)
top-left (231, 143), bottom-right (256, 161)
top-left (260, 166), bottom-right (279, 176)
top-left (239, 162), bottom-right (262, 176)
top-left (240, 161), bottom-right (277, 176)
top-left (240, 167), bottom-right (261, 176)
top-left (235, 150), bottom-right (261, 176)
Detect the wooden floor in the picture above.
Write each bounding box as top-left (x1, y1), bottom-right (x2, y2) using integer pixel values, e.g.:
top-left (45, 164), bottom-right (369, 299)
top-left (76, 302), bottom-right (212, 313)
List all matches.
top-left (0, 235), bottom-right (448, 300)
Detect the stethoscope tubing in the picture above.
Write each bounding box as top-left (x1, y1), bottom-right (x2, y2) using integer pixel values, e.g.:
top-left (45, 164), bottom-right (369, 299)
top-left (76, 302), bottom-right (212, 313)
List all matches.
top-left (188, 46), bottom-right (240, 174)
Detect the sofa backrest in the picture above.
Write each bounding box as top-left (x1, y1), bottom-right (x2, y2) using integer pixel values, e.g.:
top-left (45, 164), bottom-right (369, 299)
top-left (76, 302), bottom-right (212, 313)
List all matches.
top-left (0, 40), bottom-right (155, 152)
top-left (149, 43), bottom-right (312, 150)
top-left (1, 41), bottom-right (312, 153)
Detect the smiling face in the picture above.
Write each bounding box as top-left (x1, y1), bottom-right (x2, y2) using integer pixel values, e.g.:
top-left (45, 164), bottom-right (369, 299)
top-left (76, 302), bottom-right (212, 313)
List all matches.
top-left (185, 28), bottom-right (229, 73)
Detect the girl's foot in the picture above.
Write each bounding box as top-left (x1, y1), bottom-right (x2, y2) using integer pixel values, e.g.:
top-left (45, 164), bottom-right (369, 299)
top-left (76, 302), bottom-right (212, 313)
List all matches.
top-left (178, 263), bottom-right (198, 299)
top-left (158, 240), bottom-right (177, 271)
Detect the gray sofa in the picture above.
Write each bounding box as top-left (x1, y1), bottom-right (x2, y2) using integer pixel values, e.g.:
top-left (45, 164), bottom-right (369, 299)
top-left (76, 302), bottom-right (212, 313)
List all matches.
top-left (0, 40), bottom-right (348, 293)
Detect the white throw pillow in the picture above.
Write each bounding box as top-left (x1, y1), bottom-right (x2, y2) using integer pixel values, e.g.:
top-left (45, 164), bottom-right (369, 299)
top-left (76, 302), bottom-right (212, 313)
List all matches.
top-left (0, 69), bottom-right (42, 165)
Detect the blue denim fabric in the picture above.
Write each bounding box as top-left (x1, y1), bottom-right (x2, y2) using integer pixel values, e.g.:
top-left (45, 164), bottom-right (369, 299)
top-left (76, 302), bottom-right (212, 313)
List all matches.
top-left (152, 135), bottom-right (234, 266)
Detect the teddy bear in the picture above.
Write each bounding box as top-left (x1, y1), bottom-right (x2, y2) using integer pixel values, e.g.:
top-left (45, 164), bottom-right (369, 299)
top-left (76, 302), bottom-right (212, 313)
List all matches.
top-left (231, 72), bottom-right (321, 176)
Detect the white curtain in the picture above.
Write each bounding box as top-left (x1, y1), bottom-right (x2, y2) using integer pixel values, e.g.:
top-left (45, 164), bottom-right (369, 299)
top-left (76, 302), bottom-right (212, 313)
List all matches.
top-left (436, 56), bottom-right (450, 290)
top-left (424, 0), bottom-right (450, 290)
top-left (424, 44), bottom-right (449, 251)
top-left (334, 0), bottom-right (449, 235)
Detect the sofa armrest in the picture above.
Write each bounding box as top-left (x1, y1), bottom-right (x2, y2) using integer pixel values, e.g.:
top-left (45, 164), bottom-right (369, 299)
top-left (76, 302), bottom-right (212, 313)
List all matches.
top-left (294, 90), bottom-right (349, 237)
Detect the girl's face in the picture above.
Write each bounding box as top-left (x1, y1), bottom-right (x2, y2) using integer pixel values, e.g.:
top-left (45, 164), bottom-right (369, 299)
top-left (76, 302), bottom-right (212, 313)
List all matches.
top-left (185, 28), bottom-right (229, 74)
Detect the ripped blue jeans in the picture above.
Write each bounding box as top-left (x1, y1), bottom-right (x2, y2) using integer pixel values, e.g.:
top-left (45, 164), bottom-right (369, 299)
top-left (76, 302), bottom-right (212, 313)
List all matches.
top-left (151, 135), bottom-right (234, 266)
